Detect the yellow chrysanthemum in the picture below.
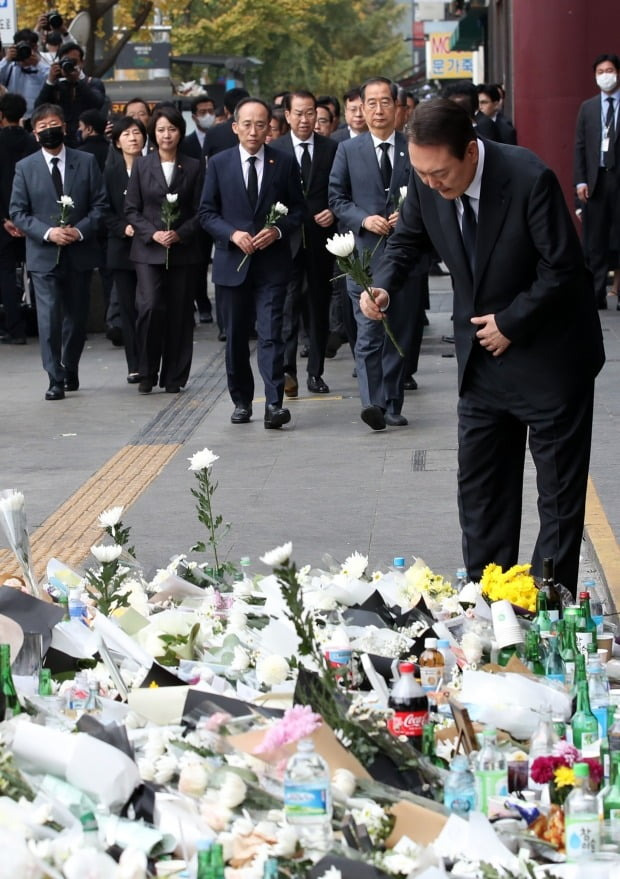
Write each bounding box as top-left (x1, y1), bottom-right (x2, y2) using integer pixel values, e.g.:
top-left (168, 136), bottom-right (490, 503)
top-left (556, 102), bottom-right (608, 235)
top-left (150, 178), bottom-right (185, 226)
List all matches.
top-left (481, 562), bottom-right (538, 611)
top-left (554, 766), bottom-right (575, 788)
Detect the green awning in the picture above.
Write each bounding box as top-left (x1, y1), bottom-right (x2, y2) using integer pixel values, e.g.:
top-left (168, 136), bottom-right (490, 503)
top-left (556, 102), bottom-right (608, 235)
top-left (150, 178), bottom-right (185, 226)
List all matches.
top-left (449, 14), bottom-right (484, 51)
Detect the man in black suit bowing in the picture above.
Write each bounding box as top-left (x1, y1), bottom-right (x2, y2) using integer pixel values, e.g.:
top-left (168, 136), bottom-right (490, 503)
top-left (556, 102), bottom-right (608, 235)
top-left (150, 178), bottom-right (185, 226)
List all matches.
top-left (574, 53), bottom-right (620, 310)
top-left (271, 90), bottom-right (338, 396)
top-left (199, 98), bottom-right (305, 428)
top-left (363, 99), bottom-right (605, 593)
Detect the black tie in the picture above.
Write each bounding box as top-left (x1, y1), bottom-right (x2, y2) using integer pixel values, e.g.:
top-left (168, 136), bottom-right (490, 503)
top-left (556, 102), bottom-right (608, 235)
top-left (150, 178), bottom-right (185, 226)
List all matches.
top-left (299, 142), bottom-right (311, 190)
top-left (460, 193), bottom-right (477, 275)
top-left (604, 97), bottom-right (616, 169)
top-left (50, 156), bottom-right (63, 199)
top-left (379, 142), bottom-right (392, 190)
top-left (246, 155), bottom-right (258, 208)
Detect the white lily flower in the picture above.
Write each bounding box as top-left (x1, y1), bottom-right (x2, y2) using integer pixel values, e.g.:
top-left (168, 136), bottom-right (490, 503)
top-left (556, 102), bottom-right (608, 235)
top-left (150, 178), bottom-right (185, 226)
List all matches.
top-left (188, 447), bottom-right (219, 471)
top-left (98, 505), bottom-right (124, 528)
top-left (260, 541), bottom-right (292, 566)
top-left (165, 192), bottom-right (178, 203)
top-left (256, 654), bottom-right (290, 686)
top-left (0, 490), bottom-right (24, 512)
top-left (325, 230), bottom-right (355, 258)
top-left (90, 543), bottom-right (123, 563)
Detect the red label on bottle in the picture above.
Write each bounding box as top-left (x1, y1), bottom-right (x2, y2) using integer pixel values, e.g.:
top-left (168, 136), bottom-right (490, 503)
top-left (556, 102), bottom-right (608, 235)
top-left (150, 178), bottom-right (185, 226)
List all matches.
top-left (387, 710), bottom-right (428, 737)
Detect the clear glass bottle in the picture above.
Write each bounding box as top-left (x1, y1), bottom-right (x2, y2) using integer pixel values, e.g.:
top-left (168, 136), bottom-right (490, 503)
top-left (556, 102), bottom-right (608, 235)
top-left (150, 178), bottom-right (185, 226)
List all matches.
top-left (544, 634), bottom-right (566, 684)
top-left (587, 656), bottom-right (610, 739)
top-left (444, 754), bottom-right (476, 817)
top-left (564, 762), bottom-right (600, 862)
top-left (283, 738), bottom-right (333, 853)
top-left (0, 643), bottom-right (21, 718)
top-left (474, 728), bottom-right (507, 814)
top-left (529, 707), bottom-right (559, 762)
top-left (455, 567), bottom-right (468, 591)
top-left (582, 579), bottom-right (604, 637)
top-left (419, 637), bottom-right (444, 691)
top-left (436, 638), bottom-right (456, 682)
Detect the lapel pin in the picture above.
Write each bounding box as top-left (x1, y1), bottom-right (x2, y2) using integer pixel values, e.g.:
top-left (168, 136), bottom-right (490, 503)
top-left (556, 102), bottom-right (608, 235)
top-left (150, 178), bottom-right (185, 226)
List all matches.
top-left (399, 151), bottom-right (404, 157)
top-left (268, 159), bottom-right (275, 164)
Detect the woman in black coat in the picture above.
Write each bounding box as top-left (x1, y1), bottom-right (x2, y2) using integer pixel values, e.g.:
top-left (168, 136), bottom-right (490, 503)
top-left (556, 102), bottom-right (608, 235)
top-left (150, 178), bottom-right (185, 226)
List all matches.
top-left (124, 105), bottom-right (204, 393)
top-left (104, 116), bottom-right (147, 382)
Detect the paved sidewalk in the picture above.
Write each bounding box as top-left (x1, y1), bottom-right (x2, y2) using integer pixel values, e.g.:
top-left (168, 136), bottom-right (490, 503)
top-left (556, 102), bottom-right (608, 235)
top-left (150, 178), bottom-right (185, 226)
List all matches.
top-left (1, 276), bottom-right (618, 603)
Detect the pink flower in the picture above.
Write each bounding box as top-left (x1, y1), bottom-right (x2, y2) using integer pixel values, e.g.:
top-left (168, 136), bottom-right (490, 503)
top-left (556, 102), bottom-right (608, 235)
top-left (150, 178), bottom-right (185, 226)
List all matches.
top-left (530, 755), bottom-right (562, 784)
top-left (553, 740), bottom-right (579, 766)
top-left (254, 704), bottom-right (322, 755)
top-left (203, 711), bottom-right (232, 732)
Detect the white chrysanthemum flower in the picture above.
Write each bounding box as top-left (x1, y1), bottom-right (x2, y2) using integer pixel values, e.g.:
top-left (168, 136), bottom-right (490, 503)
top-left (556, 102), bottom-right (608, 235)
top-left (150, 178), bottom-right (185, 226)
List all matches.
top-left (91, 543), bottom-right (123, 563)
top-left (273, 201), bottom-right (288, 215)
top-left (178, 762), bottom-right (209, 797)
top-left (166, 192), bottom-right (178, 203)
top-left (98, 506), bottom-right (124, 527)
top-left (325, 230), bottom-right (355, 258)
top-left (271, 824), bottom-right (298, 857)
top-left (188, 447), bottom-right (219, 471)
top-left (461, 631), bottom-right (484, 664)
top-left (0, 490), bottom-right (24, 512)
top-left (228, 609), bottom-right (247, 632)
top-left (341, 551), bottom-right (368, 579)
top-left (260, 542), bottom-right (292, 567)
top-left (295, 564), bottom-right (312, 587)
top-left (458, 580), bottom-right (482, 604)
top-left (256, 654), bottom-right (290, 686)
top-left (154, 753), bottom-right (178, 785)
top-left (332, 767), bottom-right (356, 798)
top-left (219, 771), bottom-right (247, 808)
top-left (58, 195), bottom-right (74, 208)
top-left (400, 185), bottom-right (408, 201)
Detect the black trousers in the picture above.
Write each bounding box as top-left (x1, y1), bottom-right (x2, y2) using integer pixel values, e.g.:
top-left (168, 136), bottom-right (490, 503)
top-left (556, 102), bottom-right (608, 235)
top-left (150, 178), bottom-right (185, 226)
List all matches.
top-left (457, 347), bottom-right (594, 595)
top-left (582, 169), bottom-right (620, 305)
top-left (113, 268), bottom-right (139, 375)
top-left (134, 262), bottom-right (194, 388)
top-left (283, 245), bottom-right (332, 379)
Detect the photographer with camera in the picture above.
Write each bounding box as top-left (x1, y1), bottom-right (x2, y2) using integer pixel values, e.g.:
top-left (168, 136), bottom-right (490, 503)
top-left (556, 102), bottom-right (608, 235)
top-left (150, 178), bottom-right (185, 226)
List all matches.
top-left (0, 29), bottom-right (49, 124)
top-left (35, 42), bottom-right (106, 147)
top-left (35, 9), bottom-right (70, 44)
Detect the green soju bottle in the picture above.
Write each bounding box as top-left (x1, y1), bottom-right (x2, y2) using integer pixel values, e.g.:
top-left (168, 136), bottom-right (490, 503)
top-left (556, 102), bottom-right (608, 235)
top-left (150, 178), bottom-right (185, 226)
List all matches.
top-left (560, 618), bottom-right (578, 688)
top-left (603, 751), bottom-right (620, 831)
top-left (577, 591), bottom-right (598, 657)
top-left (0, 643), bottom-right (21, 717)
top-left (571, 655), bottom-right (599, 749)
top-left (540, 557), bottom-right (562, 622)
top-left (524, 629), bottom-right (545, 675)
top-left (534, 591), bottom-right (552, 634)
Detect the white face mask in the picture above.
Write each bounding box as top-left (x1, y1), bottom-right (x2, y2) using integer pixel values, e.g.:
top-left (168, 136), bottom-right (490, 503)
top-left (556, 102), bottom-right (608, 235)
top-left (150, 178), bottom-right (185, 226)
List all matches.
top-left (596, 72), bottom-right (618, 92)
top-left (196, 113), bottom-right (215, 131)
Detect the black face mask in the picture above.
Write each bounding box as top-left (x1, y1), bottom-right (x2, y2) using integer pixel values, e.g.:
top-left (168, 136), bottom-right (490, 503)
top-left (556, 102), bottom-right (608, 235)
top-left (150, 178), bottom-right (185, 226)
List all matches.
top-left (37, 125), bottom-right (64, 149)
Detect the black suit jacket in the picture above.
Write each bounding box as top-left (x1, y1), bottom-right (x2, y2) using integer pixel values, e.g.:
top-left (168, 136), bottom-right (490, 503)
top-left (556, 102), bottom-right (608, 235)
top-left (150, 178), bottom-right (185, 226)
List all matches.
top-left (124, 150), bottom-right (204, 266)
top-left (373, 139), bottom-right (605, 408)
top-left (474, 112), bottom-right (500, 141)
top-left (574, 94), bottom-right (620, 192)
top-left (0, 126), bottom-right (38, 222)
top-left (495, 112), bottom-right (517, 145)
top-left (180, 131), bottom-right (206, 161)
top-left (203, 118), bottom-right (238, 158)
top-left (78, 135), bottom-right (110, 172)
top-left (271, 132), bottom-right (338, 261)
top-left (104, 151), bottom-right (133, 271)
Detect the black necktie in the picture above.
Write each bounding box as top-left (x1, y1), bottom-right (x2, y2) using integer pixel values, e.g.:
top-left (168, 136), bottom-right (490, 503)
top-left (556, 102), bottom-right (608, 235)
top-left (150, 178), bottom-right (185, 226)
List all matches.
top-left (50, 156), bottom-right (63, 199)
top-left (299, 142), bottom-right (311, 190)
top-left (460, 193), bottom-right (477, 275)
top-left (246, 155), bottom-right (258, 208)
top-left (378, 142), bottom-right (392, 190)
top-left (604, 97), bottom-right (616, 169)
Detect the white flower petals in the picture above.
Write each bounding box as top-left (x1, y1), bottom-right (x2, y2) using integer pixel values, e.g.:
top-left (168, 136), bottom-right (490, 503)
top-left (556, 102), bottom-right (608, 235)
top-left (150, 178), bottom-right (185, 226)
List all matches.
top-left (325, 230), bottom-right (355, 258)
top-left (188, 447), bottom-right (219, 471)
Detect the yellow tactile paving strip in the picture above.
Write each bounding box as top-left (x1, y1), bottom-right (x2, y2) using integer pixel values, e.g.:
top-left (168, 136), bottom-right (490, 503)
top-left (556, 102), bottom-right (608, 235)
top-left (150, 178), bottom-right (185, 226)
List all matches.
top-left (0, 443), bottom-right (180, 580)
top-left (585, 476), bottom-right (620, 610)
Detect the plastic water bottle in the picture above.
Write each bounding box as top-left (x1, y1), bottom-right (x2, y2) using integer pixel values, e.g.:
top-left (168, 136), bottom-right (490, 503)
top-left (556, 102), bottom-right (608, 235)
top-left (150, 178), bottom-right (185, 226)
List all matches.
top-left (283, 738), bottom-right (332, 853)
top-left (68, 586), bottom-right (88, 625)
top-left (444, 754), bottom-right (476, 817)
top-left (437, 638), bottom-right (456, 682)
top-left (587, 656), bottom-right (610, 738)
top-left (455, 568), bottom-right (468, 591)
top-left (474, 728), bottom-right (507, 814)
top-left (583, 579), bottom-right (604, 637)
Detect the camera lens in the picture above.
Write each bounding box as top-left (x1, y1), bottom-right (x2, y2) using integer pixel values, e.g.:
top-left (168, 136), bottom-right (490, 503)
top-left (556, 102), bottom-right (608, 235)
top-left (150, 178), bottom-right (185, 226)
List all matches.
top-left (16, 42), bottom-right (32, 62)
top-left (60, 58), bottom-right (76, 74)
top-left (48, 11), bottom-right (63, 29)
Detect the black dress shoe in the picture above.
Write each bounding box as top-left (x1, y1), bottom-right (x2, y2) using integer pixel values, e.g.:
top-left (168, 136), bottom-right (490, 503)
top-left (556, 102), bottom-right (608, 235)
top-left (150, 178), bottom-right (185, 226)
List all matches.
top-left (598, 300), bottom-right (608, 310)
top-left (284, 373), bottom-right (298, 398)
top-left (138, 378), bottom-right (153, 394)
top-left (360, 405), bottom-right (386, 431)
top-left (63, 371), bottom-right (79, 391)
top-left (165, 385), bottom-right (181, 393)
top-left (45, 383), bottom-right (65, 401)
top-left (217, 331), bottom-right (226, 342)
top-left (106, 326), bottom-right (124, 347)
top-left (199, 312), bottom-right (213, 323)
top-left (441, 334), bottom-right (455, 344)
top-left (403, 376), bottom-right (418, 390)
top-left (307, 375), bottom-right (330, 394)
top-left (127, 373), bottom-right (140, 384)
top-left (231, 405), bottom-right (252, 424)
top-left (264, 403), bottom-right (291, 429)
top-left (1, 335), bottom-right (26, 345)
top-left (385, 412), bottom-right (408, 426)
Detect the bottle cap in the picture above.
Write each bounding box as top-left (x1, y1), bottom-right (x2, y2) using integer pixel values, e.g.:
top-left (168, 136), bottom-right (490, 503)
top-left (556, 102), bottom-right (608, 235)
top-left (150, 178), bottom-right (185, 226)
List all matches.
top-left (579, 591), bottom-right (590, 600)
top-left (573, 762), bottom-right (590, 778)
top-left (483, 728), bottom-right (497, 738)
top-left (424, 637), bottom-right (438, 649)
top-left (399, 661), bottom-right (414, 673)
top-left (393, 557), bottom-right (405, 568)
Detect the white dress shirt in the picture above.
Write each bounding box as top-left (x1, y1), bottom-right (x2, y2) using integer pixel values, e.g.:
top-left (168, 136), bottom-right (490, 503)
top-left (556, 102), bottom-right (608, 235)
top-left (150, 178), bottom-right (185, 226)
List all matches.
top-left (455, 138), bottom-right (485, 229)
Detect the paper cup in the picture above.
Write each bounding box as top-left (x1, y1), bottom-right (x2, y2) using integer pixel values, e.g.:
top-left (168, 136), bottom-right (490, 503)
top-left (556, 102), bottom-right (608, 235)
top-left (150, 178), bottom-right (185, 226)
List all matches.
top-left (598, 634), bottom-right (614, 663)
top-left (491, 599), bottom-right (525, 648)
